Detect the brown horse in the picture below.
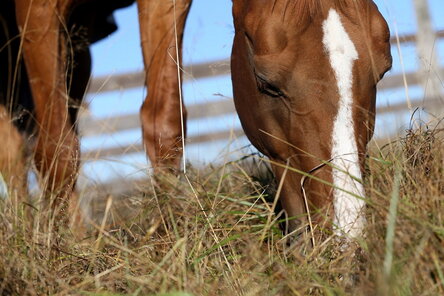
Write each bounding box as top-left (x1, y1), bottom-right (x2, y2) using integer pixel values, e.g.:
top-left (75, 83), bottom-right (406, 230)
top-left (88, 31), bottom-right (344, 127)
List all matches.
top-left (230, 0), bottom-right (392, 239)
top-left (1, 0), bottom-right (191, 222)
top-left (2, 0), bottom-right (391, 240)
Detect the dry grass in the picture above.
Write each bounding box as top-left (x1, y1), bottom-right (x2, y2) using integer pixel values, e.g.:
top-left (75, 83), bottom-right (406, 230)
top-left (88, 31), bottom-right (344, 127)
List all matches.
top-left (0, 126), bottom-right (443, 296)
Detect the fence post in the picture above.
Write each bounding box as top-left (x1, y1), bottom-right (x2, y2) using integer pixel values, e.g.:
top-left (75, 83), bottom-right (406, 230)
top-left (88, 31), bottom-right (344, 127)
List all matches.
top-left (412, 0), bottom-right (443, 113)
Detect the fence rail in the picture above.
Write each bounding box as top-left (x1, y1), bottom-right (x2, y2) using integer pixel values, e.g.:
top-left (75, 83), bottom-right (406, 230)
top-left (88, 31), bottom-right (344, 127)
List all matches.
top-left (80, 31), bottom-right (444, 161)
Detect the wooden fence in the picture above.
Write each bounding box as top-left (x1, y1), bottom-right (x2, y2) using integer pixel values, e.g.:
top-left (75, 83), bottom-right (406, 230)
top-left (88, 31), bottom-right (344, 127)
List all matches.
top-left (79, 31), bottom-right (444, 163)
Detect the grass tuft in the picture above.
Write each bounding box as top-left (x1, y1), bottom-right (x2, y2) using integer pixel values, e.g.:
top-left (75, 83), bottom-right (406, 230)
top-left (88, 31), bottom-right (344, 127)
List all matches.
top-left (1, 125), bottom-right (443, 295)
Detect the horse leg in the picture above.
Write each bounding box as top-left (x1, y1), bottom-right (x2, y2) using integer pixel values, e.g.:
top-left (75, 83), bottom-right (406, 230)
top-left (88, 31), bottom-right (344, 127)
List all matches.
top-left (0, 105), bottom-right (26, 205)
top-left (137, 0), bottom-right (192, 173)
top-left (15, 0), bottom-right (80, 223)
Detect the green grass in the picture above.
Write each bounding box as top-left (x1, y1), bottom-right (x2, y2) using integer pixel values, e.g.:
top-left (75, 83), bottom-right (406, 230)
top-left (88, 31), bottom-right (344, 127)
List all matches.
top-left (0, 126), bottom-right (443, 295)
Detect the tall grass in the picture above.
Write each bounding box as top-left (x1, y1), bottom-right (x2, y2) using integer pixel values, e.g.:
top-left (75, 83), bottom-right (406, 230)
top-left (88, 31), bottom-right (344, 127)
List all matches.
top-left (0, 126), bottom-right (443, 295)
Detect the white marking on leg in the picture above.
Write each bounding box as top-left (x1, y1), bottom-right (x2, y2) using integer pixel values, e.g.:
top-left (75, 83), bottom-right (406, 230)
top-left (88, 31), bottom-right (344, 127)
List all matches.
top-left (322, 9), bottom-right (366, 238)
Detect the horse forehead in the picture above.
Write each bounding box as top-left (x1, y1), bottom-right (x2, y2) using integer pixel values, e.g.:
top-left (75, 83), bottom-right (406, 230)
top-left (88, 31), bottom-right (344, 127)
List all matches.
top-left (244, 9), bottom-right (324, 56)
top-left (245, 19), bottom-right (288, 55)
top-left (245, 3), bottom-right (386, 82)
top-left (243, 3), bottom-right (302, 55)
top-left (246, 3), bottom-right (374, 56)
top-left (247, 19), bottom-right (327, 75)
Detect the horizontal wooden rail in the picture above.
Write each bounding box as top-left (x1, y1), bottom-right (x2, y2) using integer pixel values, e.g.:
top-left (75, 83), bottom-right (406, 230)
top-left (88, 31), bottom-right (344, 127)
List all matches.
top-left (377, 68), bottom-right (444, 90)
top-left (390, 29), bottom-right (444, 44)
top-left (377, 96), bottom-right (443, 114)
top-left (87, 60), bottom-right (230, 94)
top-left (79, 98), bottom-right (236, 137)
top-left (81, 128), bottom-right (245, 161)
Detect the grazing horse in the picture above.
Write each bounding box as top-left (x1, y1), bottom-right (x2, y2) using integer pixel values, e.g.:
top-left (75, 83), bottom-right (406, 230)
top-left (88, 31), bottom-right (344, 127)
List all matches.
top-left (0, 0), bottom-right (191, 223)
top-left (230, 0), bottom-right (392, 238)
top-left (2, 0), bottom-right (391, 240)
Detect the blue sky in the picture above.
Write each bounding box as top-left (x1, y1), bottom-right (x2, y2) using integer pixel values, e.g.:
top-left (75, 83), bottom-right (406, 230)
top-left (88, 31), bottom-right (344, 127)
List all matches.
top-left (79, 0), bottom-right (444, 184)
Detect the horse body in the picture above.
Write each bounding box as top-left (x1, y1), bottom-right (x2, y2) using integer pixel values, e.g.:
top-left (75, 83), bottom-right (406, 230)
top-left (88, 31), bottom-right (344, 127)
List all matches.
top-left (231, 0), bottom-right (392, 237)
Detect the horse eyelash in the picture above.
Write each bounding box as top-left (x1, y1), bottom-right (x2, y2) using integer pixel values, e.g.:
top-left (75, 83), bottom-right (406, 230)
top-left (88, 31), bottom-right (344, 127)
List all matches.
top-left (255, 75), bottom-right (287, 98)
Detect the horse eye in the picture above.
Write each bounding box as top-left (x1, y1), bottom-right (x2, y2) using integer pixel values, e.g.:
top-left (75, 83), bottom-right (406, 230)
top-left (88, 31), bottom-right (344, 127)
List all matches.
top-left (255, 75), bottom-right (286, 98)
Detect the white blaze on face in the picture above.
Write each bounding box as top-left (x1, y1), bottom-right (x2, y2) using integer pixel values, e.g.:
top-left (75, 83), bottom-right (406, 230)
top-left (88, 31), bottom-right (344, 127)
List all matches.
top-left (322, 9), bottom-right (366, 238)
